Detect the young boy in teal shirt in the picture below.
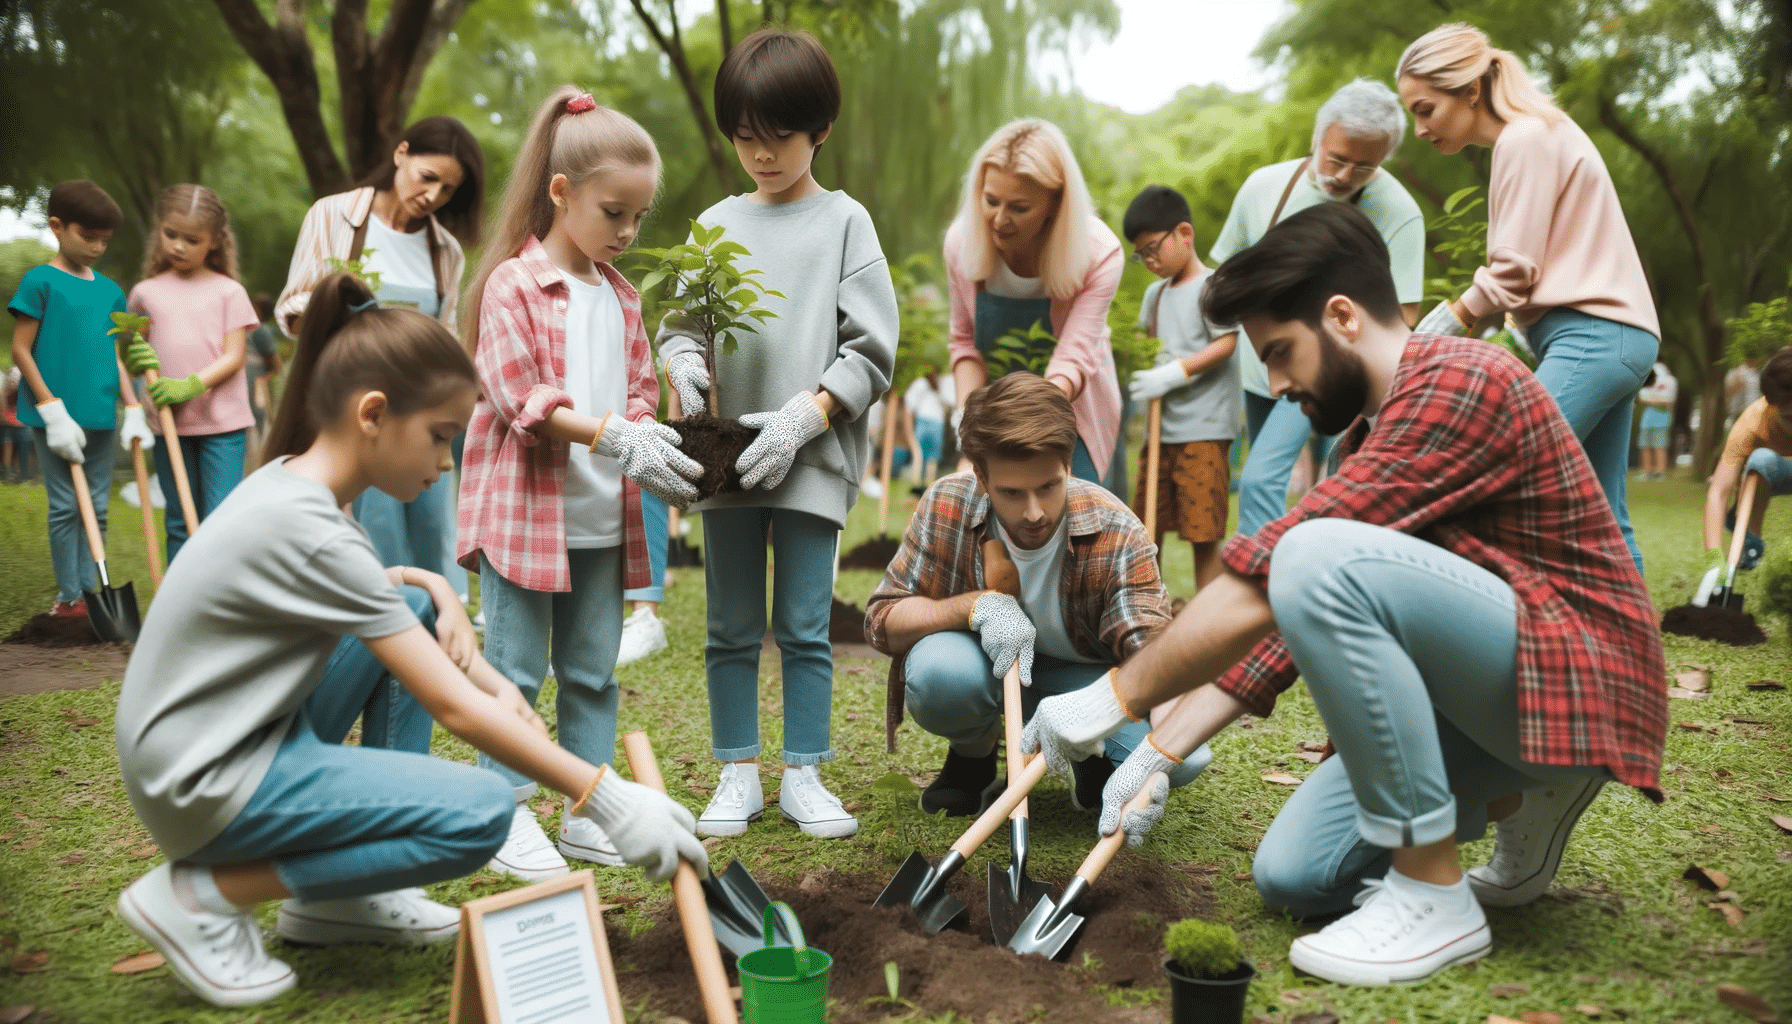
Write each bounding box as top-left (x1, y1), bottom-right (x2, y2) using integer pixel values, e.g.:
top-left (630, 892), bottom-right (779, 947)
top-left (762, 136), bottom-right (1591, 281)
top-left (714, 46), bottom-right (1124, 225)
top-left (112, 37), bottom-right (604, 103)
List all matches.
top-left (8, 180), bottom-right (156, 616)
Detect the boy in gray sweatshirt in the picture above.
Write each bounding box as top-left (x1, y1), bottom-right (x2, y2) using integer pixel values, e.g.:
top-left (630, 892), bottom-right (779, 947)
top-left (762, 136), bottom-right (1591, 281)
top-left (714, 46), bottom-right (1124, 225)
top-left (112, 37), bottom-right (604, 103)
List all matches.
top-left (658, 28), bottom-right (898, 839)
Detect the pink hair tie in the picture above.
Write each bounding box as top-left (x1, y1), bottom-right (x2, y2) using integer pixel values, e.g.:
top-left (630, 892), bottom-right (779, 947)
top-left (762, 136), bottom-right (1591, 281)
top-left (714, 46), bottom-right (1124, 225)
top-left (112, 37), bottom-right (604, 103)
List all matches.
top-left (565, 93), bottom-right (597, 114)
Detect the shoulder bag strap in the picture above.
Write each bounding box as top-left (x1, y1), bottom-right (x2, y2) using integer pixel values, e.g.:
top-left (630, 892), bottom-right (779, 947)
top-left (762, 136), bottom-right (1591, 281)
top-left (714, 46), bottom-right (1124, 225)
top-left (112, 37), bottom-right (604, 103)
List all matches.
top-left (1268, 157), bottom-right (1310, 230)
top-left (425, 219), bottom-right (445, 310)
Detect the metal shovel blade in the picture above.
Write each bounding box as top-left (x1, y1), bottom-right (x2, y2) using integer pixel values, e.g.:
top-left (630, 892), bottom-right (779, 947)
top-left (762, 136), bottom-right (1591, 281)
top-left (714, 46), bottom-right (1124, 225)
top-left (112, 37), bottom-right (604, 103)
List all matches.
top-left (1005, 883), bottom-right (1087, 960)
top-left (988, 821), bottom-right (1051, 946)
top-left (83, 578), bottom-right (139, 643)
top-left (874, 850), bottom-right (969, 933)
top-left (702, 859), bottom-right (784, 959)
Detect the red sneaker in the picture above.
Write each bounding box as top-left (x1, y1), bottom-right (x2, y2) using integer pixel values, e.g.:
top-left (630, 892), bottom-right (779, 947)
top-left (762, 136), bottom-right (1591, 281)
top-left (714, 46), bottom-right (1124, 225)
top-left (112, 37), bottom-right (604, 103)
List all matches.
top-left (51, 598), bottom-right (88, 618)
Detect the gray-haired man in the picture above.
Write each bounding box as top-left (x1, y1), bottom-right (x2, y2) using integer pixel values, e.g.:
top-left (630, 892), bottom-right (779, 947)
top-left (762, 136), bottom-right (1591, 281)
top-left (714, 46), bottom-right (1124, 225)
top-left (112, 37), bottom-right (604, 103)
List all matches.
top-left (1213, 79), bottom-right (1426, 538)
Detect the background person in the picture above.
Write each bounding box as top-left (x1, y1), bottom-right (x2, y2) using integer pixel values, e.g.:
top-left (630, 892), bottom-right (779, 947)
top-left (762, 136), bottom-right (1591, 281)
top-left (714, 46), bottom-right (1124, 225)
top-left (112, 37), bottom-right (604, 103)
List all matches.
top-left (1694, 348), bottom-right (1792, 601)
top-left (1636, 361), bottom-right (1675, 481)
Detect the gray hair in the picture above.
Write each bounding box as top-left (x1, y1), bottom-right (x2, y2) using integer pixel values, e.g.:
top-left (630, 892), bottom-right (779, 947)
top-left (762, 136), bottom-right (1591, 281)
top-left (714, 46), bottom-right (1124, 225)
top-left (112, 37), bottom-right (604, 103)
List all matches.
top-left (1311, 79), bottom-right (1406, 161)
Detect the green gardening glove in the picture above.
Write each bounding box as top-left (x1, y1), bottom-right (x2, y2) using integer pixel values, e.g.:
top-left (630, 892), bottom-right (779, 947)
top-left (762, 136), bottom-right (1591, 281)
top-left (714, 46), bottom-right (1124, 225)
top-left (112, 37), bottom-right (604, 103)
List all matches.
top-left (1705, 546), bottom-right (1727, 573)
top-left (122, 339), bottom-right (160, 376)
top-left (148, 372), bottom-right (206, 407)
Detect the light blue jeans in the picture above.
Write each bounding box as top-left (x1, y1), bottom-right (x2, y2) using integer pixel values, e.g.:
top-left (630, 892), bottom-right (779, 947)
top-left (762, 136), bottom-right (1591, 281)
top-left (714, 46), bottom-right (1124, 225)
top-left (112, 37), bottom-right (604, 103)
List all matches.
top-left (903, 630), bottom-right (1212, 787)
top-left (624, 490), bottom-right (668, 604)
top-left (353, 474), bottom-right (469, 598)
top-left (154, 429), bottom-right (246, 562)
top-left (1529, 307), bottom-right (1656, 573)
top-left (1238, 398), bottom-right (1335, 536)
top-left (701, 506), bottom-right (837, 764)
top-left (479, 548), bottom-right (624, 798)
top-left (1253, 519), bottom-right (1607, 917)
top-left (1744, 447), bottom-right (1792, 495)
top-left (31, 426), bottom-right (117, 603)
top-left (185, 587), bottom-right (514, 900)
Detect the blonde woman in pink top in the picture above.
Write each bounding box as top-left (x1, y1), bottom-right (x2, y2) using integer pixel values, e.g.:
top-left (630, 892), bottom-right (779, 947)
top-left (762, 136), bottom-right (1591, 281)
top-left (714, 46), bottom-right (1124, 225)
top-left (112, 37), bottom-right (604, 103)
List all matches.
top-left (1399, 24), bottom-right (1659, 574)
top-left (945, 119), bottom-right (1125, 489)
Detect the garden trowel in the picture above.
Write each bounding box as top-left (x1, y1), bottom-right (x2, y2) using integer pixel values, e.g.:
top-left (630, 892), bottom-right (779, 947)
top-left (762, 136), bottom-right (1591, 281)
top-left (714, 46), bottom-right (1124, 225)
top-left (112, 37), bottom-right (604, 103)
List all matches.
top-left (68, 462), bottom-right (140, 642)
top-left (978, 537), bottom-right (1049, 944)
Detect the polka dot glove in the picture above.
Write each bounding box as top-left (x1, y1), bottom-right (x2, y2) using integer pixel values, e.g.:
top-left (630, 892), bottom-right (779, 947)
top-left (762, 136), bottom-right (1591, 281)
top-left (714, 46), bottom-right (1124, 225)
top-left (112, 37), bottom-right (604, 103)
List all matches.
top-left (1021, 670), bottom-right (1135, 784)
top-left (735, 392), bottom-right (829, 491)
top-left (1100, 744), bottom-right (1175, 847)
top-left (592, 416), bottom-right (703, 508)
top-left (970, 591), bottom-right (1036, 687)
top-left (664, 352), bottom-right (710, 417)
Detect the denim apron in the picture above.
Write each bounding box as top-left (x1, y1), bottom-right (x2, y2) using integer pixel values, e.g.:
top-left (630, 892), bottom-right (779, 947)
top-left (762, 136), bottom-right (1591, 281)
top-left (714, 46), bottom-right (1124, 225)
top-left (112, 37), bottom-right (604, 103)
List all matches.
top-left (973, 291), bottom-right (1111, 486)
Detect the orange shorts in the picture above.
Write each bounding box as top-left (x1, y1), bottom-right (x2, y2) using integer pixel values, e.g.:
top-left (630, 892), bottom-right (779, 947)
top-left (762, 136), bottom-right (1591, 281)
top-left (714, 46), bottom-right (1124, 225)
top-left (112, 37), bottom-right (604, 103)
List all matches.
top-left (1133, 439), bottom-right (1232, 543)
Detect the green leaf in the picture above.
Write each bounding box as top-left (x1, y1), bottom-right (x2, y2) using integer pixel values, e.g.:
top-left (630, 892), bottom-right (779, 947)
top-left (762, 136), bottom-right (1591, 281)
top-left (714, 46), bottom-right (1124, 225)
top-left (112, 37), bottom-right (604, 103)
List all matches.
top-left (711, 241), bottom-right (748, 258)
top-left (872, 771), bottom-right (918, 793)
top-left (1442, 186), bottom-right (1479, 214)
top-left (638, 270), bottom-right (669, 295)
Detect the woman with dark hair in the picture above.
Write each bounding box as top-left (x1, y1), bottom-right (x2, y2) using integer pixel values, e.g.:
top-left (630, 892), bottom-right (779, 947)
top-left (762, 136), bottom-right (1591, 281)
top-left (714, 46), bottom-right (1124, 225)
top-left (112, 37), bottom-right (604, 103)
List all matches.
top-left (275, 115), bottom-right (487, 599)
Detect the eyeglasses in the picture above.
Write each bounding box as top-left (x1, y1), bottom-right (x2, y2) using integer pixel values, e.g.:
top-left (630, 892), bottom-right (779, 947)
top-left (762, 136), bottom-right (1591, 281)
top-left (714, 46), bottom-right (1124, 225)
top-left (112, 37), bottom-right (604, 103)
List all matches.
top-left (1318, 152), bottom-right (1380, 181)
top-left (1129, 232), bottom-right (1174, 264)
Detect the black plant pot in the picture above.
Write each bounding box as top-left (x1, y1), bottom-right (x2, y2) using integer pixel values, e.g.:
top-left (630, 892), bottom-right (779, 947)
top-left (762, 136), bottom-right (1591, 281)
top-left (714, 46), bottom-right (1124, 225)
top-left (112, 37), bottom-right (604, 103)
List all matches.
top-left (1163, 958), bottom-right (1255, 1024)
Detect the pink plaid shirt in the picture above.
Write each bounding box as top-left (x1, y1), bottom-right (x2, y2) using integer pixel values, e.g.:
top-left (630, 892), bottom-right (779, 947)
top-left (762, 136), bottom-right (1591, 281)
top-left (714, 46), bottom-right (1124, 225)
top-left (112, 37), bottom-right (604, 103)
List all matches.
top-left (457, 237), bottom-right (654, 592)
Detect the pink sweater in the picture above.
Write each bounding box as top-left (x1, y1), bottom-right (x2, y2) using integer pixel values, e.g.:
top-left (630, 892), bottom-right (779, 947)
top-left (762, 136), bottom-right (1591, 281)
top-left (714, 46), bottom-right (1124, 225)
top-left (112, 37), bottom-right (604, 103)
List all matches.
top-left (1459, 116), bottom-right (1659, 337)
top-left (945, 218), bottom-right (1124, 477)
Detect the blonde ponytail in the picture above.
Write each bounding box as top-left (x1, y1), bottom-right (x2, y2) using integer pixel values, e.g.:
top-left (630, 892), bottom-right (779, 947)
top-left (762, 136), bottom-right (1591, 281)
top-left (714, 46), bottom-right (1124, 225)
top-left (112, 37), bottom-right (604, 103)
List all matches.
top-left (1397, 23), bottom-right (1562, 126)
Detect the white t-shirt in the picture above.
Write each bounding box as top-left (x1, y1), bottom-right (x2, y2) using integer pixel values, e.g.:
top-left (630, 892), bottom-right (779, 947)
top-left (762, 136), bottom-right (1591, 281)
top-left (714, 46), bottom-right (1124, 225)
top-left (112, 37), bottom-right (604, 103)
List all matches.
top-left (561, 274), bottom-right (627, 548)
top-left (996, 514), bottom-right (1099, 664)
top-left (361, 215), bottom-right (440, 321)
top-left (987, 260), bottom-right (1047, 300)
top-left (905, 376), bottom-right (946, 423)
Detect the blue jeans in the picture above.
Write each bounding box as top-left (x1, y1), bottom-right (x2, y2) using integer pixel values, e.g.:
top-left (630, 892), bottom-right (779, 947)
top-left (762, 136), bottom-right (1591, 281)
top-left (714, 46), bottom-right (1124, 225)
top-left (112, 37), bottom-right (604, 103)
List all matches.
top-left (479, 548), bottom-right (625, 798)
top-left (1254, 519), bottom-right (1607, 917)
top-left (625, 490), bottom-right (669, 604)
top-left (1238, 398), bottom-right (1335, 536)
top-left (154, 429), bottom-right (246, 561)
top-left (185, 587), bottom-right (514, 901)
top-left (32, 427), bottom-right (117, 603)
top-left (353, 473), bottom-right (469, 598)
top-left (1744, 447), bottom-right (1792, 495)
top-left (701, 506), bottom-right (837, 764)
top-left (1529, 307), bottom-right (1656, 573)
top-left (914, 417), bottom-right (944, 464)
top-left (903, 630), bottom-right (1212, 787)
top-left (1243, 391), bottom-right (1277, 447)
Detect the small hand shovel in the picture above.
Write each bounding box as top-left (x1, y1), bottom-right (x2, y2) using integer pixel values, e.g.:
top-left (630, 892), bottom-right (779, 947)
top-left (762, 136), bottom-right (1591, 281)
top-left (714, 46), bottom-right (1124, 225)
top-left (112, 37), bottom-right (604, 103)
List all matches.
top-left (874, 754), bottom-right (1050, 933)
top-left (988, 662), bottom-right (1049, 946)
top-left (703, 859), bottom-right (790, 959)
top-left (68, 462), bottom-right (140, 642)
top-left (1707, 472), bottom-right (1759, 612)
top-left (1006, 772), bottom-right (1168, 960)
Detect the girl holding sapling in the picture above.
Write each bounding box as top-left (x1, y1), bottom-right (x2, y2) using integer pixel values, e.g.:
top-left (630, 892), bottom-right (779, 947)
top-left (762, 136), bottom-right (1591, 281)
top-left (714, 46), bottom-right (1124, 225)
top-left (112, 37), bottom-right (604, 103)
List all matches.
top-left (457, 87), bottom-right (704, 880)
top-left (657, 29), bottom-right (899, 840)
top-left (115, 272), bottom-right (703, 1010)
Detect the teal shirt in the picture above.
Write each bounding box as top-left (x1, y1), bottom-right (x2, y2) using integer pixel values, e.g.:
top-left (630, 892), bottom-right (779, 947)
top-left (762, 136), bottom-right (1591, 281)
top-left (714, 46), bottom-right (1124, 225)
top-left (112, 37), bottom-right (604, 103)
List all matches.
top-left (8, 264), bottom-right (127, 429)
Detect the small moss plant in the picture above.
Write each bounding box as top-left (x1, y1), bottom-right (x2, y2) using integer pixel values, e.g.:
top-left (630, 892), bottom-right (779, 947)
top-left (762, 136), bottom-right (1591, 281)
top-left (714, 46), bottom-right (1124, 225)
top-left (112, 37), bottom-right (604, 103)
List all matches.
top-left (1165, 918), bottom-right (1242, 979)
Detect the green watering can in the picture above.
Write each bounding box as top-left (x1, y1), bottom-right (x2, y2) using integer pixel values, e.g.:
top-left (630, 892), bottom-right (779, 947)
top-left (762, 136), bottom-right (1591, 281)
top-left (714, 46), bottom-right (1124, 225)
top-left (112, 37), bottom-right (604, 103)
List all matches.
top-left (738, 902), bottom-right (832, 1024)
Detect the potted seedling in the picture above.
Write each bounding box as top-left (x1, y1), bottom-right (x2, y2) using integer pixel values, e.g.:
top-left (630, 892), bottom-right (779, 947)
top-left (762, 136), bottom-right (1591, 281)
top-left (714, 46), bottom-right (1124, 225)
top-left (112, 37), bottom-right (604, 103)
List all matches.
top-left (1162, 918), bottom-right (1254, 1024)
top-left (632, 221), bottom-right (782, 499)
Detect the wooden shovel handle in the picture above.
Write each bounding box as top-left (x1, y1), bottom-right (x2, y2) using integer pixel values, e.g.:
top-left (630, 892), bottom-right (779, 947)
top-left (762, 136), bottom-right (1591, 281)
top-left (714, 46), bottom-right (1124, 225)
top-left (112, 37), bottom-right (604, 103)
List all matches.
top-left (877, 391), bottom-right (899, 535)
top-left (1728, 472), bottom-right (1761, 576)
top-left (1002, 663), bottom-right (1030, 821)
top-left (949, 755), bottom-right (1051, 860)
top-left (621, 732), bottom-right (738, 1024)
top-left (1071, 772), bottom-right (1168, 885)
top-left (1142, 399), bottom-right (1162, 539)
top-left (143, 369), bottom-right (200, 531)
top-left (131, 440), bottom-right (163, 589)
top-left (67, 462), bottom-right (107, 565)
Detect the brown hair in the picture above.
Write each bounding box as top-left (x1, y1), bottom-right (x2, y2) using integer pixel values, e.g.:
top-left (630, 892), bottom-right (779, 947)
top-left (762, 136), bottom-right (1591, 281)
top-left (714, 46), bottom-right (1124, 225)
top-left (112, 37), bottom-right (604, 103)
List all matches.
top-left (47, 180), bottom-right (122, 232)
top-left (957, 373), bottom-right (1077, 472)
top-left (714, 29), bottom-right (840, 143)
top-left (143, 184), bottom-right (239, 280)
top-left (1762, 349), bottom-right (1792, 408)
top-left (460, 86), bottom-right (659, 356)
top-left (262, 272), bottom-right (477, 464)
top-left (357, 116), bottom-right (487, 244)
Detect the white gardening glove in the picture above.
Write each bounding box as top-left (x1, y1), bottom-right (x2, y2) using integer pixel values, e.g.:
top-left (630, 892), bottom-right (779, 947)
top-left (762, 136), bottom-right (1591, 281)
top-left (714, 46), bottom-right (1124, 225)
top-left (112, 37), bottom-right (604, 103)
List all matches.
top-left (38, 399), bottom-right (86, 464)
top-left (572, 768), bottom-right (708, 883)
top-left (1128, 360), bottom-right (1189, 403)
top-left (1415, 300), bottom-right (1467, 337)
top-left (1692, 547), bottom-right (1726, 608)
top-left (118, 405), bottom-right (156, 452)
top-left (1021, 669), bottom-right (1135, 782)
top-left (592, 415), bottom-right (702, 507)
top-left (970, 591), bottom-right (1036, 687)
top-left (735, 392), bottom-right (828, 491)
top-left (664, 353), bottom-right (710, 417)
top-left (1100, 742), bottom-right (1177, 847)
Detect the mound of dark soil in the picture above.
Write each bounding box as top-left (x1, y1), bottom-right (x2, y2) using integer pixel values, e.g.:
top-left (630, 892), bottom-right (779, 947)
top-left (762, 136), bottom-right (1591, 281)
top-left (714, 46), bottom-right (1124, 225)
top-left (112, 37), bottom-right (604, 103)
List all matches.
top-left (839, 536), bottom-right (902, 572)
top-left (3, 613), bottom-right (110, 649)
top-left (1661, 604), bottom-right (1767, 646)
top-left (831, 597), bottom-right (866, 644)
top-left (670, 415), bottom-right (759, 500)
top-left (610, 861), bottom-right (1219, 1023)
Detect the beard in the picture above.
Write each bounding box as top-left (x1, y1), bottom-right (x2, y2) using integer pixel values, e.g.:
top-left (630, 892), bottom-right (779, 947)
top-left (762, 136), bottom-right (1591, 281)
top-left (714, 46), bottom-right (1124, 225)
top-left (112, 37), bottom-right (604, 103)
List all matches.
top-left (1284, 324), bottom-right (1369, 435)
top-left (1310, 166), bottom-right (1360, 201)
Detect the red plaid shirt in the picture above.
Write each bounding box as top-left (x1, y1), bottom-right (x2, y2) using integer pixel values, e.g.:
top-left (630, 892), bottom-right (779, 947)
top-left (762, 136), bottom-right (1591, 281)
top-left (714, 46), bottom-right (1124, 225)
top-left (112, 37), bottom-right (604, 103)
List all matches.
top-left (1220, 335), bottom-right (1667, 798)
top-left (457, 237), bottom-right (654, 592)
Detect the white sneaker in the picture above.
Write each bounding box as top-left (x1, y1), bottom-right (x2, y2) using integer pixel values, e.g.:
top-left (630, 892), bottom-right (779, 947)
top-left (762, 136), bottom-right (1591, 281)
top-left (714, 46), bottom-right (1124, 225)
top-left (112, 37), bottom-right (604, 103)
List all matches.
top-left (778, 765), bottom-right (859, 839)
top-left (1289, 870), bottom-right (1490, 986)
top-left (473, 610), bottom-right (485, 629)
top-left (487, 803), bottom-right (570, 881)
top-left (559, 798), bottom-right (626, 867)
top-left (616, 607), bottom-right (668, 667)
top-left (697, 762), bottom-right (765, 837)
top-left (1468, 777), bottom-right (1605, 907)
top-left (118, 864), bottom-right (296, 1008)
top-left (276, 888), bottom-right (459, 946)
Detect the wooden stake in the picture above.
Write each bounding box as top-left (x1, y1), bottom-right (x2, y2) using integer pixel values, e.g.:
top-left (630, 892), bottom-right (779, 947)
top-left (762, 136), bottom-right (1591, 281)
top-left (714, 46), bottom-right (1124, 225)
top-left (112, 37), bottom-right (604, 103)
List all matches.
top-left (131, 439), bottom-right (163, 589)
top-left (876, 390), bottom-right (899, 535)
top-left (1142, 398), bottom-right (1162, 539)
top-left (143, 369), bottom-right (199, 531)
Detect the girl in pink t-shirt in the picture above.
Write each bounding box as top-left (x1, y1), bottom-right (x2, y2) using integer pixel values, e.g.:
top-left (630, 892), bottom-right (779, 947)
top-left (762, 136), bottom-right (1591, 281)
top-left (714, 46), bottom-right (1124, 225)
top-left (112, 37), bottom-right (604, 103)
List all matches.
top-left (125, 185), bottom-right (261, 560)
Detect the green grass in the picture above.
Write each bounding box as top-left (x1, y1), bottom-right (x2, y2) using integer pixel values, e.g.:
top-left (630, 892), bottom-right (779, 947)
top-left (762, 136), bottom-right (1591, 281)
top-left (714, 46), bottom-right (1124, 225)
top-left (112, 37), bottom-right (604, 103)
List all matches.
top-left (1, 470), bottom-right (1789, 1023)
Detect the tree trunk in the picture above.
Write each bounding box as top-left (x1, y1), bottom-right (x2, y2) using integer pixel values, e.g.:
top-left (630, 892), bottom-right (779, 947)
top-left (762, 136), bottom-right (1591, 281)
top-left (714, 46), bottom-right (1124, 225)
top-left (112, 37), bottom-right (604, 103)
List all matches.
top-left (629, 0), bottom-right (740, 194)
top-left (213, 0), bottom-right (351, 197)
top-left (718, 0), bottom-right (734, 54)
top-left (1597, 94), bottom-right (1727, 477)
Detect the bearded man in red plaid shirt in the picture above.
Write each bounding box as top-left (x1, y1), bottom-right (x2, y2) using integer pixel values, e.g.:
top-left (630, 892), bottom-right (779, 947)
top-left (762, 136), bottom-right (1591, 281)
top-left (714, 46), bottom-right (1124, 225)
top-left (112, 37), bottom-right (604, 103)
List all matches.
top-left (1022, 203), bottom-right (1667, 987)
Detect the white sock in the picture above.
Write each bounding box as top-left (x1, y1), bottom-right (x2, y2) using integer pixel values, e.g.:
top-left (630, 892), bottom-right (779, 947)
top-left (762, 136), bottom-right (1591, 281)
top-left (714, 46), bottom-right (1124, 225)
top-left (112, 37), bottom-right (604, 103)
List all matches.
top-left (172, 863), bottom-right (242, 916)
top-left (1387, 868), bottom-right (1474, 909)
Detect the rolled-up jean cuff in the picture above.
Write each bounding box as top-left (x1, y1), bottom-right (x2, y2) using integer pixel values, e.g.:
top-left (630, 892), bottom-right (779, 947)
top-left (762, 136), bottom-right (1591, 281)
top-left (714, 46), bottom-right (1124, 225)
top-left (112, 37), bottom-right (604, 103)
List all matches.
top-left (508, 781), bottom-right (539, 802)
top-left (781, 748), bottom-right (835, 767)
top-left (1357, 795), bottom-right (1458, 849)
top-left (624, 585), bottom-right (665, 603)
top-left (713, 742), bottom-right (762, 762)
top-left (1104, 725), bottom-right (1215, 789)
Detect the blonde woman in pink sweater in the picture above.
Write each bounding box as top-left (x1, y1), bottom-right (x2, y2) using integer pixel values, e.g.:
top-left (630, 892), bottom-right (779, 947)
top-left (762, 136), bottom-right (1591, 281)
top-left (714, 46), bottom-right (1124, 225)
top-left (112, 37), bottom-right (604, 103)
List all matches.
top-left (1399, 24), bottom-right (1658, 575)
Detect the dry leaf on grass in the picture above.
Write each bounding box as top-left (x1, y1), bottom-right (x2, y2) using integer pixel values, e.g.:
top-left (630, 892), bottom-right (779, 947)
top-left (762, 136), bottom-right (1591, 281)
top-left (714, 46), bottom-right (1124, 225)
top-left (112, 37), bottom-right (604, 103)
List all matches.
top-left (532, 800), bottom-right (556, 818)
top-left (1291, 1013), bottom-right (1340, 1024)
top-left (1294, 751), bottom-right (1325, 764)
top-left (1488, 1016), bottom-right (1524, 1024)
top-left (1700, 824), bottom-right (1727, 835)
top-left (61, 709), bottom-right (98, 728)
top-left (1520, 1013), bottom-right (1566, 1024)
top-left (109, 951), bottom-right (164, 975)
top-left (1708, 900), bottom-right (1748, 928)
top-left (1772, 815), bottom-right (1792, 834)
top-left (700, 837), bottom-right (725, 851)
top-left (0, 1006), bottom-right (34, 1024)
top-left (1684, 864), bottom-right (1733, 890)
top-left (1675, 667), bottom-right (1712, 692)
top-left (1490, 983), bottom-right (1531, 997)
top-left (1768, 795), bottom-right (1792, 803)
top-left (55, 851), bottom-right (86, 867)
top-left (1296, 740), bottom-right (1328, 752)
top-left (1575, 1005), bottom-right (1606, 1018)
top-left (1261, 773), bottom-right (1303, 787)
top-left (1676, 722), bottom-right (1721, 733)
top-left (1745, 679), bottom-right (1786, 690)
top-left (1668, 687), bottom-right (1712, 700)
top-left (9, 951), bottom-right (48, 974)
top-left (1717, 983), bottom-right (1778, 1023)
top-left (130, 844), bottom-right (157, 861)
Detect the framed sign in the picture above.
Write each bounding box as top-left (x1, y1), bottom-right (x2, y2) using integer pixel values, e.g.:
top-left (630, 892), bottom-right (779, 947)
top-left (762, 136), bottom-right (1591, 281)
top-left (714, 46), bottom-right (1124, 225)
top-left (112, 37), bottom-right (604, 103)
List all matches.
top-left (450, 870), bottom-right (625, 1024)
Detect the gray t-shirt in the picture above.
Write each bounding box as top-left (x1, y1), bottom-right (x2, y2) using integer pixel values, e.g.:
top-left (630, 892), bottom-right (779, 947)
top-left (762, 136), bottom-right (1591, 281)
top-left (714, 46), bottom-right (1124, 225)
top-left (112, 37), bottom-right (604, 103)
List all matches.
top-left (995, 515), bottom-right (1100, 665)
top-left (116, 460), bottom-right (419, 859)
top-left (1139, 273), bottom-right (1241, 444)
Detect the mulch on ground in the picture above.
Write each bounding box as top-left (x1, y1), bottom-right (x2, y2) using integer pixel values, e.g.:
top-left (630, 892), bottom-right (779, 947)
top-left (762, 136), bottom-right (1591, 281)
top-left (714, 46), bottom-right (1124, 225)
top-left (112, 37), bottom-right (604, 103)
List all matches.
top-left (1660, 604), bottom-right (1769, 646)
top-left (839, 536), bottom-right (902, 572)
top-left (611, 861), bottom-right (1215, 1022)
